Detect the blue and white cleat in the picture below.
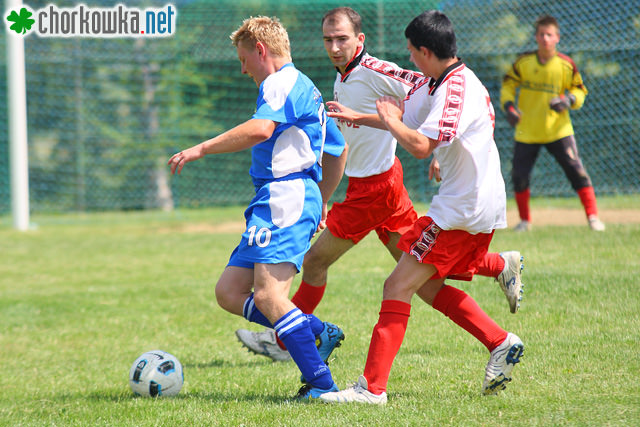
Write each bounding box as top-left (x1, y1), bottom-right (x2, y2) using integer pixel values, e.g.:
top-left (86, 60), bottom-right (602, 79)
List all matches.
top-left (483, 332), bottom-right (524, 395)
top-left (497, 251), bottom-right (525, 314)
top-left (295, 382), bottom-right (339, 401)
top-left (316, 322), bottom-right (345, 363)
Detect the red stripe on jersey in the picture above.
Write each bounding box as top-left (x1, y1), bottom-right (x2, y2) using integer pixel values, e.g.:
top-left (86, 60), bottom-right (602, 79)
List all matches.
top-left (557, 52), bottom-right (579, 75)
top-left (404, 76), bottom-right (432, 100)
top-left (437, 73), bottom-right (465, 142)
top-left (339, 46), bottom-right (366, 82)
top-left (360, 56), bottom-right (423, 86)
top-left (429, 63), bottom-right (465, 96)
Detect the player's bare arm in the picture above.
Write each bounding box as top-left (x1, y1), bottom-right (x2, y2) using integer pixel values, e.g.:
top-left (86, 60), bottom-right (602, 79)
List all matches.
top-left (326, 100), bottom-right (387, 130)
top-left (318, 144), bottom-right (348, 204)
top-left (168, 119), bottom-right (277, 174)
top-left (376, 96), bottom-right (437, 159)
top-left (316, 144), bottom-right (348, 232)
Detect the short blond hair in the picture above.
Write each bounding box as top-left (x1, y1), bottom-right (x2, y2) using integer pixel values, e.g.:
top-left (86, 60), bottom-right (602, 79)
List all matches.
top-left (230, 16), bottom-right (291, 58)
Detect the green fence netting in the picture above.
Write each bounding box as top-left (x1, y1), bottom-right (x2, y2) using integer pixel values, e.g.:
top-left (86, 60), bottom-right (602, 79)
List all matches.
top-left (1, 0), bottom-right (638, 213)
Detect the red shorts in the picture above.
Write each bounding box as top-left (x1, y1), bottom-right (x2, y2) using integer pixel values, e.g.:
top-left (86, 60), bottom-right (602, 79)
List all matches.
top-left (397, 216), bottom-right (494, 281)
top-left (326, 157), bottom-right (418, 245)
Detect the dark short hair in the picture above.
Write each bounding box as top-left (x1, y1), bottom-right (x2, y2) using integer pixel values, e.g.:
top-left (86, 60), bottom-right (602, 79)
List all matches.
top-left (322, 7), bottom-right (362, 34)
top-left (404, 10), bottom-right (457, 59)
top-left (534, 14), bottom-right (560, 33)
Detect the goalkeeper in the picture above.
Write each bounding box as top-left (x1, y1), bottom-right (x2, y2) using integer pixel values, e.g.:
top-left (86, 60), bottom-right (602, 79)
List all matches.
top-left (500, 14), bottom-right (604, 232)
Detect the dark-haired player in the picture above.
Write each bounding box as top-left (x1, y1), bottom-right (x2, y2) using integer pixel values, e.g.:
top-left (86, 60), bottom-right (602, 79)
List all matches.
top-left (320, 10), bottom-right (524, 404)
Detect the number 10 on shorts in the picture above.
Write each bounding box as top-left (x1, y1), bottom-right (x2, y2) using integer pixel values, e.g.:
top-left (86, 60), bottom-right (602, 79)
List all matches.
top-left (247, 225), bottom-right (272, 247)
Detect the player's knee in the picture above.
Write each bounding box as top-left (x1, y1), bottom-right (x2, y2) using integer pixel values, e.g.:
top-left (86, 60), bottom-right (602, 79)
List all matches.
top-left (512, 174), bottom-right (529, 193)
top-left (382, 276), bottom-right (395, 290)
top-left (382, 276), bottom-right (409, 300)
top-left (214, 283), bottom-right (233, 312)
top-left (570, 172), bottom-right (592, 190)
top-left (214, 277), bottom-right (245, 313)
top-left (251, 288), bottom-right (272, 311)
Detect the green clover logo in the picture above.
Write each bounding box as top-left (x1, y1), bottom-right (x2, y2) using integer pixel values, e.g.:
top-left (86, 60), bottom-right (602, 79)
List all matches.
top-left (6, 7), bottom-right (35, 35)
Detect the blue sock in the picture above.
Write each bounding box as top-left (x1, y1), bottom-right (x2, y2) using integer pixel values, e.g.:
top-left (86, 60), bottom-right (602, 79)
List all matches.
top-left (242, 294), bottom-right (273, 328)
top-left (242, 295), bottom-right (324, 337)
top-left (275, 308), bottom-right (334, 390)
top-left (305, 314), bottom-right (324, 336)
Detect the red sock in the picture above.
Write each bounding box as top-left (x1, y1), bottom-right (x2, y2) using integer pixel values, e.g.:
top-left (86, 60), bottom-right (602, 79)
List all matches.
top-left (577, 186), bottom-right (598, 218)
top-left (432, 285), bottom-right (507, 351)
top-left (363, 300), bottom-right (411, 395)
top-left (475, 252), bottom-right (505, 278)
top-left (275, 281), bottom-right (327, 350)
top-left (515, 189), bottom-right (531, 222)
top-left (291, 280), bottom-right (326, 314)
top-left (275, 335), bottom-right (287, 350)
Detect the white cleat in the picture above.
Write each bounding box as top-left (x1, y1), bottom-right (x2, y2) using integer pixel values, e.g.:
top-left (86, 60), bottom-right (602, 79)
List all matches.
top-left (483, 333), bottom-right (524, 395)
top-left (235, 328), bottom-right (291, 362)
top-left (513, 220), bottom-right (531, 232)
top-left (497, 251), bottom-right (525, 313)
top-left (319, 375), bottom-right (387, 405)
top-left (588, 216), bottom-right (605, 231)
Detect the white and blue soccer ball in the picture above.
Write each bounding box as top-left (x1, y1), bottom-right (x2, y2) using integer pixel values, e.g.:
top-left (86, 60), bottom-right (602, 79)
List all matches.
top-left (129, 350), bottom-right (184, 397)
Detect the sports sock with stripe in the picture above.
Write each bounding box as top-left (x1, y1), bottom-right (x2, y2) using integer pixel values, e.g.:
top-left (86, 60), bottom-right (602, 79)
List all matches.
top-left (275, 308), bottom-right (334, 389)
top-left (242, 294), bottom-right (272, 328)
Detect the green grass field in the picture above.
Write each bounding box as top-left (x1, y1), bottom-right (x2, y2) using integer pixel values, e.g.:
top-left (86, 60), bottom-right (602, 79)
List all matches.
top-left (1, 196), bottom-right (639, 426)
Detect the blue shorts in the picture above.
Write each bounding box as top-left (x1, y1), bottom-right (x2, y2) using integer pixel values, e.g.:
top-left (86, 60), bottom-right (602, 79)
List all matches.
top-left (227, 177), bottom-right (321, 272)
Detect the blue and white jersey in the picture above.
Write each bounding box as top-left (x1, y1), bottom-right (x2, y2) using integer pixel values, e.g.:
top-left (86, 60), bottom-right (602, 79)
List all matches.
top-left (251, 63), bottom-right (344, 187)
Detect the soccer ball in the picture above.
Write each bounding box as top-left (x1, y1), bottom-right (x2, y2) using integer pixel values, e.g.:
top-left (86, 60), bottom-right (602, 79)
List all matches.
top-left (129, 350), bottom-right (184, 397)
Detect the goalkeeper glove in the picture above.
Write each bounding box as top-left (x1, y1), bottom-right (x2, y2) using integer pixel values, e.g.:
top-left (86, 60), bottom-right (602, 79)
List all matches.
top-left (549, 93), bottom-right (576, 112)
top-left (503, 101), bottom-right (521, 127)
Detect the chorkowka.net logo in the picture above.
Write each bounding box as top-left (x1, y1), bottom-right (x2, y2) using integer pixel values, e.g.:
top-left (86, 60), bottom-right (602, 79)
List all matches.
top-left (5, 3), bottom-right (176, 38)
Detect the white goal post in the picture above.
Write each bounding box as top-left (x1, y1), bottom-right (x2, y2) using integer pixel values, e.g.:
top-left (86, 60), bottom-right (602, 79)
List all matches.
top-left (6, 0), bottom-right (30, 230)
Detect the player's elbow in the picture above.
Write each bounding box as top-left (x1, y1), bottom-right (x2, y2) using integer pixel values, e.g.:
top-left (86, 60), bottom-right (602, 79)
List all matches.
top-left (255, 126), bottom-right (274, 142)
top-left (400, 132), bottom-right (433, 159)
top-left (412, 148), bottom-right (431, 159)
top-left (407, 141), bottom-right (433, 159)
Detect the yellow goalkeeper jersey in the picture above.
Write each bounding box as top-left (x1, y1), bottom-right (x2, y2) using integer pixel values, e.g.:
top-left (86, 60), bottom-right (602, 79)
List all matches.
top-left (500, 51), bottom-right (588, 143)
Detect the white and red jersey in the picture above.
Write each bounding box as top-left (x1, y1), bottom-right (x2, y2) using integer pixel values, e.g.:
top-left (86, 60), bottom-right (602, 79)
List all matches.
top-left (333, 49), bottom-right (423, 177)
top-left (403, 61), bottom-right (507, 234)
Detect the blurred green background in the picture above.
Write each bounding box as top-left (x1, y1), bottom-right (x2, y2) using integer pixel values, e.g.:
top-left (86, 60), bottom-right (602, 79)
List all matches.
top-left (1, 0), bottom-right (638, 213)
